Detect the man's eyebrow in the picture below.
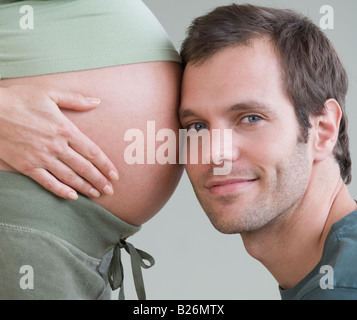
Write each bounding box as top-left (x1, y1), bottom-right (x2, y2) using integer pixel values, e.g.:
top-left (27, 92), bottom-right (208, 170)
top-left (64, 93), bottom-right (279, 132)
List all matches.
top-left (179, 108), bottom-right (197, 120)
top-left (180, 101), bottom-right (274, 120)
top-left (227, 101), bottom-right (274, 113)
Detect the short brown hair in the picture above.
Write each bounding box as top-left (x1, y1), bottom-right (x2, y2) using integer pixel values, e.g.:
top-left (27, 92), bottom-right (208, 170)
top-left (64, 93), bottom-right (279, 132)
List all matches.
top-left (181, 4), bottom-right (351, 184)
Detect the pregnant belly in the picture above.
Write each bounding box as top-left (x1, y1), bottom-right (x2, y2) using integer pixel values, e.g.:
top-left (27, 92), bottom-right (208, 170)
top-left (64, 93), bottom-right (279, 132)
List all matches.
top-left (0, 61), bottom-right (183, 225)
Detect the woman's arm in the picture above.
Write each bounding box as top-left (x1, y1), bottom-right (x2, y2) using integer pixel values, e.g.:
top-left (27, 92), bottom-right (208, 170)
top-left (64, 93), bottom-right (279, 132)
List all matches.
top-left (0, 85), bottom-right (119, 200)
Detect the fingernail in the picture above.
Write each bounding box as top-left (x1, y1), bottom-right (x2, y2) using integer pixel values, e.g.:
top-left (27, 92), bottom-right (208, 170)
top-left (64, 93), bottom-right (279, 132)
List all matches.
top-left (68, 191), bottom-right (78, 200)
top-left (89, 188), bottom-right (101, 198)
top-left (109, 170), bottom-right (119, 181)
top-left (103, 185), bottom-right (114, 195)
top-left (86, 97), bottom-right (101, 105)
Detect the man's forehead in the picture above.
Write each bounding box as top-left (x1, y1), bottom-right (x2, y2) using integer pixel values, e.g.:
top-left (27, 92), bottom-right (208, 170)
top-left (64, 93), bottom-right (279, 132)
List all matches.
top-left (180, 40), bottom-right (283, 107)
top-left (183, 35), bottom-right (274, 67)
top-left (183, 39), bottom-right (280, 82)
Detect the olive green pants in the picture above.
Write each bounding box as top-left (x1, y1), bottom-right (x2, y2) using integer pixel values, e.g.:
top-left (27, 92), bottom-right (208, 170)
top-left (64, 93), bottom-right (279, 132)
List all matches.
top-left (0, 171), bottom-right (154, 300)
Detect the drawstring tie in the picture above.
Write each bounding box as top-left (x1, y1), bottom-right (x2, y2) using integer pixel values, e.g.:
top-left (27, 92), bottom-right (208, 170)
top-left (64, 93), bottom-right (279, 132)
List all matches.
top-left (108, 238), bottom-right (155, 300)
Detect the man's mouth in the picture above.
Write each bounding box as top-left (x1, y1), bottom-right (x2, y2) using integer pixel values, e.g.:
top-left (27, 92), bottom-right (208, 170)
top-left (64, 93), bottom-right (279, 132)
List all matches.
top-left (205, 178), bottom-right (257, 195)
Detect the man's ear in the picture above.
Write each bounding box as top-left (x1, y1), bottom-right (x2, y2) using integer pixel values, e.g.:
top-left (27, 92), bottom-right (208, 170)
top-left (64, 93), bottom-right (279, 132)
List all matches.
top-left (312, 98), bottom-right (342, 162)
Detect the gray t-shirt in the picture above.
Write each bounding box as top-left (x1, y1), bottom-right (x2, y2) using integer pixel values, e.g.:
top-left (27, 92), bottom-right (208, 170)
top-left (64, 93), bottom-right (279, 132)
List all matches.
top-left (280, 210), bottom-right (357, 300)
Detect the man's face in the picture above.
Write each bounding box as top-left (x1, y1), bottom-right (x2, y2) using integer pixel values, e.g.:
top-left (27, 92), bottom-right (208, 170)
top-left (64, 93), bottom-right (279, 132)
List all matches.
top-left (179, 38), bottom-right (313, 234)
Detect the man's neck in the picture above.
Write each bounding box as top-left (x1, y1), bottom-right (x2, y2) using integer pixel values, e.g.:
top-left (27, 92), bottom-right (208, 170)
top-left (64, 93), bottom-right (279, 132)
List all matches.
top-left (241, 164), bottom-right (357, 290)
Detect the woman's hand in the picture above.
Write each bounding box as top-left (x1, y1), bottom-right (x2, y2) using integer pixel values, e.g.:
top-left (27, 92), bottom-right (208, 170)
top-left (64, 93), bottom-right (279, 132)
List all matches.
top-left (0, 85), bottom-right (119, 200)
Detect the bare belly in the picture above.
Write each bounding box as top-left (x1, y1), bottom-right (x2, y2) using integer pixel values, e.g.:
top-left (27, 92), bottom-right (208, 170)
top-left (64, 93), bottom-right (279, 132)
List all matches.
top-left (0, 61), bottom-right (183, 225)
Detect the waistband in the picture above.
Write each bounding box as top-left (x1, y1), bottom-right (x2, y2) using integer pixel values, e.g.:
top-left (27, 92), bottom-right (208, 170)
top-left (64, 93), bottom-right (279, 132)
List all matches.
top-left (0, 170), bottom-right (140, 257)
top-left (0, 0), bottom-right (181, 79)
top-left (0, 170), bottom-right (154, 299)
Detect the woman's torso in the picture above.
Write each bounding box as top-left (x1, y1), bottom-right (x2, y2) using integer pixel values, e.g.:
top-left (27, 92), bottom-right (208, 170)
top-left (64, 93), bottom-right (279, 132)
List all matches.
top-left (0, 62), bottom-right (183, 226)
top-left (0, 0), bottom-right (183, 225)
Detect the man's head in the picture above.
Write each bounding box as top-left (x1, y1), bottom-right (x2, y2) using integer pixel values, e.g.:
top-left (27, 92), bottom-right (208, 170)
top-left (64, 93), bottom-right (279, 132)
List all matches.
top-left (179, 4), bottom-right (351, 234)
top-left (181, 4), bottom-right (350, 184)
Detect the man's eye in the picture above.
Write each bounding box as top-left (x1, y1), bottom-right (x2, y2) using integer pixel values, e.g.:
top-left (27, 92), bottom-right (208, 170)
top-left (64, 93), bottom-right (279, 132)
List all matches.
top-left (242, 115), bottom-right (262, 124)
top-left (187, 122), bottom-right (207, 131)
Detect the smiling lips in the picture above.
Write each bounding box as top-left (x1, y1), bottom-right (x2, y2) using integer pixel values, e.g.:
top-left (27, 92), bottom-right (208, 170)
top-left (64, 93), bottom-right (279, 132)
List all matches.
top-left (206, 178), bottom-right (257, 195)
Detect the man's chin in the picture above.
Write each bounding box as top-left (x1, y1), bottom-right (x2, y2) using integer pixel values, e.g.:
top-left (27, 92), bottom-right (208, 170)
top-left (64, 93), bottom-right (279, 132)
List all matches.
top-left (211, 223), bottom-right (241, 234)
top-left (205, 210), bottom-right (244, 234)
top-left (203, 204), bottom-right (270, 235)
top-left (196, 193), bottom-right (258, 233)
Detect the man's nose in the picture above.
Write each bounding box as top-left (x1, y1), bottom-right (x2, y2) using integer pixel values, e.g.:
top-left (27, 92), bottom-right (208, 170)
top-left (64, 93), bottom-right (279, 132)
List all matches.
top-left (202, 128), bottom-right (238, 175)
